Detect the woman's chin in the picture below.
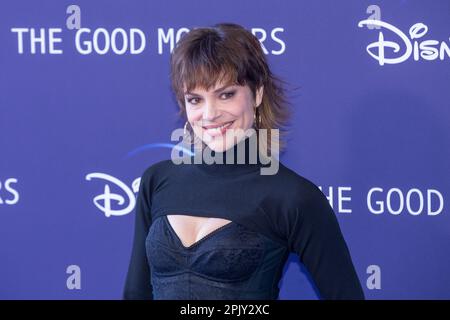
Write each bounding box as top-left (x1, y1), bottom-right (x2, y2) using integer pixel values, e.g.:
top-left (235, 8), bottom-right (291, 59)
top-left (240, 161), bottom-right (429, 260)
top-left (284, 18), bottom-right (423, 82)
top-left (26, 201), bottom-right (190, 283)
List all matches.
top-left (194, 126), bottom-right (249, 152)
top-left (204, 137), bottom-right (235, 153)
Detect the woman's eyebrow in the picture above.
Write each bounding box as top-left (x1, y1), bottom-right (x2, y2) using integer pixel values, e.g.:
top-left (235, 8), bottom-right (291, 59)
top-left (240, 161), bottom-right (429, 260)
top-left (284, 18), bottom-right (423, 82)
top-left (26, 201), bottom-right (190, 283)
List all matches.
top-left (185, 85), bottom-right (233, 96)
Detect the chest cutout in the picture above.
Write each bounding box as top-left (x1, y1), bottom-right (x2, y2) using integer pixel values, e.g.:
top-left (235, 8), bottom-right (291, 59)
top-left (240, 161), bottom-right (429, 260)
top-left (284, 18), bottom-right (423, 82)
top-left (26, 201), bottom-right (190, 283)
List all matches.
top-left (165, 214), bottom-right (233, 249)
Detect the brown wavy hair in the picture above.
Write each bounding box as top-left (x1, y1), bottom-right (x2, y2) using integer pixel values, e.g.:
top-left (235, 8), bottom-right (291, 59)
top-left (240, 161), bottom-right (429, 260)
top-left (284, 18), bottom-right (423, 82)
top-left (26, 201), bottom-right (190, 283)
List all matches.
top-left (170, 22), bottom-right (293, 154)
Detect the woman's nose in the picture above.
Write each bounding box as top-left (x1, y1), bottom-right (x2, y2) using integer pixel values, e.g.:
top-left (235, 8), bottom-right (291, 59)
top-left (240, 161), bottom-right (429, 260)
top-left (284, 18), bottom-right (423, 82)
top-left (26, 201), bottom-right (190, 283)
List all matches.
top-left (203, 100), bottom-right (219, 121)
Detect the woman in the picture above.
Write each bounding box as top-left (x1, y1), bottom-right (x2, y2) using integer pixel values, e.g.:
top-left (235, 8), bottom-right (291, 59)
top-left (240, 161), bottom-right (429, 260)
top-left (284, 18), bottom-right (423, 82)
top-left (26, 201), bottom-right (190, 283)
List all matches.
top-left (123, 23), bottom-right (365, 300)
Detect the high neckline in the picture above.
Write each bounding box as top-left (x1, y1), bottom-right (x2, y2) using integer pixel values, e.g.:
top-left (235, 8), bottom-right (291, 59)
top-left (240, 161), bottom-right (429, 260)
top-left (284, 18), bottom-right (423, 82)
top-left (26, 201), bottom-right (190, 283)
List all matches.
top-left (189, 132), bottom-right (269, 176)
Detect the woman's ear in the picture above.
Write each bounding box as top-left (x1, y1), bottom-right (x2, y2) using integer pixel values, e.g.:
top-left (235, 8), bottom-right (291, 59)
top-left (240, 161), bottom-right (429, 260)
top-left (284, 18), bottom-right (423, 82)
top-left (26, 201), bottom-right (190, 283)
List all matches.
top-left (255, 85), bottom-right (264, 107)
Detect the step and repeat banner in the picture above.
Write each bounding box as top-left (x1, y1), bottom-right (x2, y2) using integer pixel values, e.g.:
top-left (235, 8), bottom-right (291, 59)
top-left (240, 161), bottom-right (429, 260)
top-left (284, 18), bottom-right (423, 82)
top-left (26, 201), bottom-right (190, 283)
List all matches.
top-left (1, 0), bottom-right (449, 299)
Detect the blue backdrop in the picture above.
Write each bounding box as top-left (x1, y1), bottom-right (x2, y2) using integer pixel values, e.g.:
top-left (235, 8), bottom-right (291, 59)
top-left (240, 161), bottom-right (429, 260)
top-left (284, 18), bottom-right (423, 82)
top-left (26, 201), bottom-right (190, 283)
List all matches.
top-left (1, 0), bottom-right (449, 299)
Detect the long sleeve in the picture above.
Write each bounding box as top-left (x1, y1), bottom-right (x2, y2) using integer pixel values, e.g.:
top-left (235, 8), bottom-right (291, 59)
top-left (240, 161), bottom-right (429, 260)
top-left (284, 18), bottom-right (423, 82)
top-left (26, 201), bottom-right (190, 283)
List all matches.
top-left (287, 184), bottom-right (365, 300)
top-left (123, 169), bottom-right (154, 300)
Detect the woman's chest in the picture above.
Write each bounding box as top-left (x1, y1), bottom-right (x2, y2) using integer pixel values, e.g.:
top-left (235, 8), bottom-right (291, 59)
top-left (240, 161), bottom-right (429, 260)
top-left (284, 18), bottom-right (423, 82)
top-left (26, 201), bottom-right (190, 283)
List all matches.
top-left (145, 214), bottom-right (271, 282)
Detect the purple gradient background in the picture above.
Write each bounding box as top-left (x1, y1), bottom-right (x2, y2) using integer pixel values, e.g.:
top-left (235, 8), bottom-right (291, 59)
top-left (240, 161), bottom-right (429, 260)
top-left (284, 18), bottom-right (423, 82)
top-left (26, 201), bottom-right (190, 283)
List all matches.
top-left (0, 0), bottom-right (449, 299)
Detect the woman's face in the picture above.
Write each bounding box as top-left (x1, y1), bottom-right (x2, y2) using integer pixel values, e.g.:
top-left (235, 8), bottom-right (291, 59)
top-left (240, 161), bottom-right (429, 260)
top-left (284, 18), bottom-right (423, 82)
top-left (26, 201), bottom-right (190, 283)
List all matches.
top-left (184, 81), bottom-right (264, 152)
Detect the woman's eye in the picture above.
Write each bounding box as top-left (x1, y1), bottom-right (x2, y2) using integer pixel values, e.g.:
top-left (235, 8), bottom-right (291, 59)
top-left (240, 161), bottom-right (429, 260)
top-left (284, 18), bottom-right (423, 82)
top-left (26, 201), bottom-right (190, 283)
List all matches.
top-left (187, 91), bottom-right (234, 105)
top-left (221, 91), bottom-right (235, 99)
top-left (187, 97), bottom-right (200, 105)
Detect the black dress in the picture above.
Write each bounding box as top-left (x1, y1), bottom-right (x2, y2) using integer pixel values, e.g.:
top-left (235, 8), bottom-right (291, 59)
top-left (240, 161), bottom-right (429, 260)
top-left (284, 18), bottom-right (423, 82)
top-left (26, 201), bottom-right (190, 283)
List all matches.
top-left (123, 134), bottom-right (365, 300)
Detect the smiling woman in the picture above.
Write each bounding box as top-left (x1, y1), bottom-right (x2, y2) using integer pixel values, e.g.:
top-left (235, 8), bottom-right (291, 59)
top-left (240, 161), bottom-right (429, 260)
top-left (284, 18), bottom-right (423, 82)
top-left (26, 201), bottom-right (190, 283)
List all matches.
top-left (123, 22), bottom-right (365, 300)
top-left (170, 23), bottom-right (292, 154)
top-left (183, 81), bottom-right (262, 148)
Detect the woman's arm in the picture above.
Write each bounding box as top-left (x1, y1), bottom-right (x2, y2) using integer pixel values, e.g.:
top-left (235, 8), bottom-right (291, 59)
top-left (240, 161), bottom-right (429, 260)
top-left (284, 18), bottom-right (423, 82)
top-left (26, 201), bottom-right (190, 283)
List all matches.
top-left (287, 184), bottom-right (365, 300)
top-left (123, 169), bottom-right (154, 300)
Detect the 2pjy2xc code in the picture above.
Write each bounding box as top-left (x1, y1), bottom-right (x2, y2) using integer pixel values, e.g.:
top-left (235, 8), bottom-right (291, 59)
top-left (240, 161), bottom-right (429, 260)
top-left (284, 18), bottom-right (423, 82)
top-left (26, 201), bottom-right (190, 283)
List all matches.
top-left (179, 303), bottom-right (270, 318)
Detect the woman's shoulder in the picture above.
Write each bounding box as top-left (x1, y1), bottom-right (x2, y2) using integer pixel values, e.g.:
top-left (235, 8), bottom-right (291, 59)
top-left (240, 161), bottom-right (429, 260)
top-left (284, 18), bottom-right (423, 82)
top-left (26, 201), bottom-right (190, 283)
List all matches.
top-left (272, 162), bottom-right (337, 231)
top-left (275, 161), bottom-right (321, 190)
top-left (274, 161), bottom-right (327, 205)
top-left (140, 159), bottom-right (177, 181)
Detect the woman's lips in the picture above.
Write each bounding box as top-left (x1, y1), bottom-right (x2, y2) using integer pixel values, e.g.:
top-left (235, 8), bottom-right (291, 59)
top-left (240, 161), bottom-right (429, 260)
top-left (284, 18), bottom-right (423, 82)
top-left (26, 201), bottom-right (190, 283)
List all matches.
top-left (202, 121), bottom-right (234, 137)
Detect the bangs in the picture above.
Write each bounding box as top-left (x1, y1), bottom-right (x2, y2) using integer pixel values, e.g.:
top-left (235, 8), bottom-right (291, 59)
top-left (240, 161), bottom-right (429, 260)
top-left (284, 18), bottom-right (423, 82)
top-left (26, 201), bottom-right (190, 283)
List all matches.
top-left (175, 33), bottom-right (250, 95)
top-left (182, 63), bottom-right (241, 95)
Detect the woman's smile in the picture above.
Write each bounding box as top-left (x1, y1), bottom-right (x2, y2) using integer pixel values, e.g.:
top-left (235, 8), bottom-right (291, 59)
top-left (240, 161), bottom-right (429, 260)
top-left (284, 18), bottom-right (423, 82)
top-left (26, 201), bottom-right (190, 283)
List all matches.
top-left (201, 120), bottom-right (234, 137)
